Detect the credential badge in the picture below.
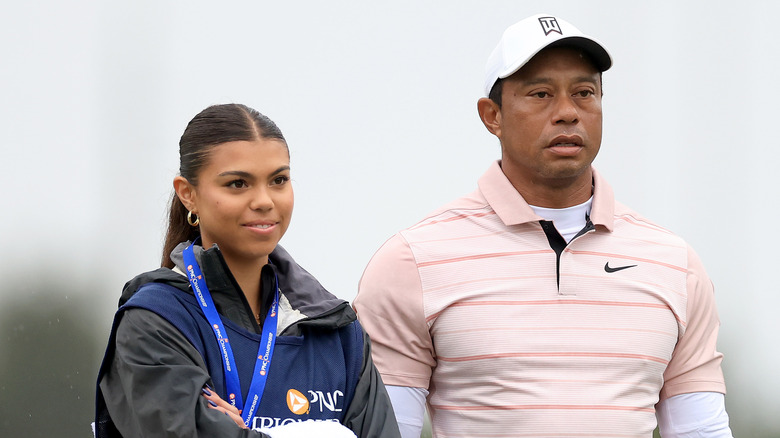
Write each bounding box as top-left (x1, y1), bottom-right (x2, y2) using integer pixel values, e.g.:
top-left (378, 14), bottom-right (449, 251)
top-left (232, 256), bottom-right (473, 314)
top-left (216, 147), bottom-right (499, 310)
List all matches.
top-left (538, 17), bottom-right (562, 36)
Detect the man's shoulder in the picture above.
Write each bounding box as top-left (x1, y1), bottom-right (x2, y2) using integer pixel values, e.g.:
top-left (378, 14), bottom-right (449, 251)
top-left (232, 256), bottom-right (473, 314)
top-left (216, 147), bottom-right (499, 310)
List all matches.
top-left (398, 188), bottom-right (495, 238)
top-left (610, 200), bottom-right (692, 251)
top-left (363, 188), bottom-right (496, 270)
top-left (430, 187), bottom-right (490, 215)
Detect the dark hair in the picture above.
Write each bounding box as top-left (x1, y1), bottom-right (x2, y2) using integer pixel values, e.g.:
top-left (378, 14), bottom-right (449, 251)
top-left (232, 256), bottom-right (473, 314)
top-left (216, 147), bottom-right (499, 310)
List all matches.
top-left (161, 103), bottom-right (287, 268)
top-left (488, 78), bottom-right (505, 108)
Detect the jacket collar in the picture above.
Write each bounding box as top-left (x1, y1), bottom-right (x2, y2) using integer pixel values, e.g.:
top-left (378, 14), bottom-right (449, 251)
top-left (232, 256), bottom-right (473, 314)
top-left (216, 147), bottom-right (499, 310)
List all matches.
top-left (172, 242), bottom-right (351, 324)
top-left (121, 242), bottom-right (354, 334)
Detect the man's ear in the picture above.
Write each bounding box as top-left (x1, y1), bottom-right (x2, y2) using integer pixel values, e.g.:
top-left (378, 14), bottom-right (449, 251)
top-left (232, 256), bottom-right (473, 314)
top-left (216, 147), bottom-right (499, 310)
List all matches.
top-left (173, 176), bottom-right (197, 213)
top-left (477, 97), bottom-right (502, 138)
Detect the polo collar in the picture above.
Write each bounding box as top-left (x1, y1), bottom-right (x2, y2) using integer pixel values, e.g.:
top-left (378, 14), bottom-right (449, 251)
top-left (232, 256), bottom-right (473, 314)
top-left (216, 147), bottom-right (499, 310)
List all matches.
top-left (478, 160), bottom-right (615, 231)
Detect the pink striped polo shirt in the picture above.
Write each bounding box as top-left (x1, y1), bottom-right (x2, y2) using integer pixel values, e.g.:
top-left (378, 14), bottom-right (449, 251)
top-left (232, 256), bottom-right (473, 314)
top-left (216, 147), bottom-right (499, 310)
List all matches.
top-left (354, 161), bottom-right (725, 437)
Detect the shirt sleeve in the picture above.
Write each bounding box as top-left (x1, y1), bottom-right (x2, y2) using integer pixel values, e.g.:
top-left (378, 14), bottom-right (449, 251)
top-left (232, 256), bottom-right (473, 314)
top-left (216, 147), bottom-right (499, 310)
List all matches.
top-left (660, 246), bottom-right (727, 400)
top-left (99, 308), bottom-right (265, 438)
top-left (656, 392), bottom-right (733, 437)
top-left (353, 234), bottom-right (436, 389)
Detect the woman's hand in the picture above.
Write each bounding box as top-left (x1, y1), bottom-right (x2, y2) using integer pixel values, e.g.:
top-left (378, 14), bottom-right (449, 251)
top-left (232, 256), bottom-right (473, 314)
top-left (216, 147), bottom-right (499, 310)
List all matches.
top-left (201, 385), bottom-right (247, 429)
top-left (199, 385), bottom-right (357, 437)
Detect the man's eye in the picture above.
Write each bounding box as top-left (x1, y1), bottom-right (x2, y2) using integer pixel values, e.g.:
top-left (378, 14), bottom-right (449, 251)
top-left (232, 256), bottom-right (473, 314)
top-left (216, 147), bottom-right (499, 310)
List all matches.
top-left (576, 90), bottom-right (594, 97)
top-left (533, 92), bottom-right (549, 98)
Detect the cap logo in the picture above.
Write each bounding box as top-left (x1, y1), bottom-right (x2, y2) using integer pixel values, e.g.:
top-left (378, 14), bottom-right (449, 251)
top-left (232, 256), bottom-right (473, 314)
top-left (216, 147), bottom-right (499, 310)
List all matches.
top-left (538, 16), bottom-right (562, 36)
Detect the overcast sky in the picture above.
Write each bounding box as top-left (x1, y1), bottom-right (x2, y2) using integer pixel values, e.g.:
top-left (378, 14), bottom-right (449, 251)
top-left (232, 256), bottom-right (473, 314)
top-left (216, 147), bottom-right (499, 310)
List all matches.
top-left (1, 1), bottom-right (778, 432)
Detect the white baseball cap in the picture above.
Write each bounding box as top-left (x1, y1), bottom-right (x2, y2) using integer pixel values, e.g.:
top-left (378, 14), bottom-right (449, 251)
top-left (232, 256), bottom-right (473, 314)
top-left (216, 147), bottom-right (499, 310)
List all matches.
top-left (483, 14), bottom-right (612, 96)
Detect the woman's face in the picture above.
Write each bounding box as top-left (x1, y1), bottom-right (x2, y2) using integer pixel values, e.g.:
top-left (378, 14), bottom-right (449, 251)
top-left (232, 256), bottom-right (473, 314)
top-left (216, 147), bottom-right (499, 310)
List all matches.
top-left (179, 138), bottom-right (293, 266)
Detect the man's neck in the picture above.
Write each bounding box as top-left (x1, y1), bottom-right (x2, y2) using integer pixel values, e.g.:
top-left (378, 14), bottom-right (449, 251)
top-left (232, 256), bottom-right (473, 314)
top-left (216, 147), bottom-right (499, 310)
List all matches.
top-left (505, 168), bottom-right (594, 208)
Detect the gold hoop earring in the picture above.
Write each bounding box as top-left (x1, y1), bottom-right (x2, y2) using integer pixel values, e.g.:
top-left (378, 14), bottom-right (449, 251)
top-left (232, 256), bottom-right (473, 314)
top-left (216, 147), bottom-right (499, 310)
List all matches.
top-left (187, 211), bottom-right (199, 227)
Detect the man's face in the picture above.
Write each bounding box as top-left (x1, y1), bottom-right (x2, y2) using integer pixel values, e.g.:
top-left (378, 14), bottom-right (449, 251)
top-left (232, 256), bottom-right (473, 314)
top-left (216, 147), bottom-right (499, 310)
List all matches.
top-left (491, 47), bottom-right (603, 193)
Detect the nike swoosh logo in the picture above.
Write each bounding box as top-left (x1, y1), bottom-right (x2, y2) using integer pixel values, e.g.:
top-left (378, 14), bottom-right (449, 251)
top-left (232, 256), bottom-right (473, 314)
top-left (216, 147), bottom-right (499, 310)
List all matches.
top-left (604, 262), bottom-right (637, 273)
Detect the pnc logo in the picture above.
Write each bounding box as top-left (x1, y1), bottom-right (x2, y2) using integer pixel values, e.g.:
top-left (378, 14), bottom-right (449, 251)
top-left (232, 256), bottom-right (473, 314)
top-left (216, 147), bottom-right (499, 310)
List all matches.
top-left (213, 324), bottom-right (219, 329)
top-left (229, 393), bottom-right (236, 400)
top-left (286, 389), bottom-right (310, 415)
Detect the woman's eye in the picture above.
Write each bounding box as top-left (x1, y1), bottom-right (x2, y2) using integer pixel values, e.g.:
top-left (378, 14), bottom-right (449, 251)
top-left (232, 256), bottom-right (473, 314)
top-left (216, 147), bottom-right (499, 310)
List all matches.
top-left (272, 175), bottom-right (290, 185)
top-left (228, 180), bottom-right (247, 189)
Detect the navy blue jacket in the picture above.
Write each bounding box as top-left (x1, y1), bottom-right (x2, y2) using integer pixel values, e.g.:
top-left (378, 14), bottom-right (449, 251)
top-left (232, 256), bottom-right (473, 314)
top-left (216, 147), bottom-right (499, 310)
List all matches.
top-left (95, 242), bottom-right (399, 438)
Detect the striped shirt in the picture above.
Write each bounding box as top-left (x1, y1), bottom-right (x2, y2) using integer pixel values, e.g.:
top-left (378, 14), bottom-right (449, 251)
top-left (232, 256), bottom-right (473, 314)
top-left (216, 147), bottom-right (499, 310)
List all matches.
top-left (354, 161), bottom-right (725, 437)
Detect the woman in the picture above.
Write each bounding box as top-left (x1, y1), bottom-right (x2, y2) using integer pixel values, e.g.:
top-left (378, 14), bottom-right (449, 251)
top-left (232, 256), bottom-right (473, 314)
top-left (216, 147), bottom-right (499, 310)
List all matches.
top-left (94, 104), bottom-right (400, 438)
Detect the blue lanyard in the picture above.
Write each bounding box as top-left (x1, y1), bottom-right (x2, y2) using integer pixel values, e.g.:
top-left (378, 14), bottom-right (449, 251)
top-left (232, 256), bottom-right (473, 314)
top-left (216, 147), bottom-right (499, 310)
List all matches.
top-left (182, 243), bottom-right (279, 426)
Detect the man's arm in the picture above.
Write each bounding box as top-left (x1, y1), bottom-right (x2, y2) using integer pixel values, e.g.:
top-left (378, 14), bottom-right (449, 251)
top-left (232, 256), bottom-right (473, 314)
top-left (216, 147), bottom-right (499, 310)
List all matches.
top-left (385, 386), bottom-right (427, 438)
top-left (660, 246), bottom-right (726, 398)
top-left (657, 246), bottom-right (732, 436)
top-left (354, 233), bottom-right (436, 436)
top-left (656, 392), bottom-right (732, 437)
top-left (353, 233), bottom-right (436, 388)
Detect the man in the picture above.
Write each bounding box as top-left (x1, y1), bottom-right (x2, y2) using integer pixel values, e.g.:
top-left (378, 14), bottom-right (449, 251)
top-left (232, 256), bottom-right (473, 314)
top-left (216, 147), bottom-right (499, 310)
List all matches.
top-left (353, 14), bottom-right (732, 437)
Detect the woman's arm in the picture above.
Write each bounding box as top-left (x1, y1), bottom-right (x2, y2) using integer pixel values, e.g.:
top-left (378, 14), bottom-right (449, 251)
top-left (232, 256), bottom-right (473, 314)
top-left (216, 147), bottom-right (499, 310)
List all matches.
top-left (341, 330), bottom-right (402, 438)
top-left (99, 308), bottom-right (267, 438)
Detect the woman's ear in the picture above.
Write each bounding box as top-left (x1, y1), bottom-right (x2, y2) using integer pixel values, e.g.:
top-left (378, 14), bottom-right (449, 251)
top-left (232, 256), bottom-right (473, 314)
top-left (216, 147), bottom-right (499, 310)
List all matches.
top-left (173, 176), bottom-right (197, 213)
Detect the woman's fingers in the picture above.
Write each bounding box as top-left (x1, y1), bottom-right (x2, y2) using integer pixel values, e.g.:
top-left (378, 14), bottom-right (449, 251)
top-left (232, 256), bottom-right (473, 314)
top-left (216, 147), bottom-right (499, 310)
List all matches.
top-left (201, 386), bottom-right (240, 414)
top-left (201, 386), bottom-right (246, 429)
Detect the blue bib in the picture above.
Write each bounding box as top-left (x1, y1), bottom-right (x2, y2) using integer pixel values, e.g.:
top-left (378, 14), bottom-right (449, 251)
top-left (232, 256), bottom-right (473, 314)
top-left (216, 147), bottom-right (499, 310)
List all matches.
top-left (120, 282), bottom-right (363, 429)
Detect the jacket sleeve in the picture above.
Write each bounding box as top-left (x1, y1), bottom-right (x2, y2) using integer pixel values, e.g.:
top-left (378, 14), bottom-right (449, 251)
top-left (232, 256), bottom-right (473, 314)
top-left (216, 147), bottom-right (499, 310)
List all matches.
top-left (99, 308), bottom-right (268, 438)
top-left (341, 330), bottom-right (402, 438)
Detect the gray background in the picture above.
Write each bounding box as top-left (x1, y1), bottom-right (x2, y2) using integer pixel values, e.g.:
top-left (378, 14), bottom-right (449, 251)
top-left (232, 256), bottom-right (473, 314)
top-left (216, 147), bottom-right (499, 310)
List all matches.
top-left (1, 1), bottom-right (777, 436)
